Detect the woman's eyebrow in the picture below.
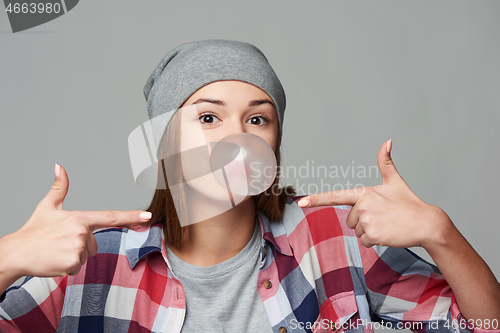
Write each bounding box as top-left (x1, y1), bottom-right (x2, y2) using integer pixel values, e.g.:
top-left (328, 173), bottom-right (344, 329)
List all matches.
top-left (192, 98), bottom-right (225, 106)
top-left (248, 99), bottom-right (274, 107)
top-left (191, 98), bottom-right (274, 107)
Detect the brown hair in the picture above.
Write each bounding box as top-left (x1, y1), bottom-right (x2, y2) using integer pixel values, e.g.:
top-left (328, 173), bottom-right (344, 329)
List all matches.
top-left (144, 110), bottom-right (295, 250)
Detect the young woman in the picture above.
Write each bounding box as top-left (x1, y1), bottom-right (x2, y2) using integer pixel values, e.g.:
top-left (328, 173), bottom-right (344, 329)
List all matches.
top-left (0, 40), bottom-right (498, 333)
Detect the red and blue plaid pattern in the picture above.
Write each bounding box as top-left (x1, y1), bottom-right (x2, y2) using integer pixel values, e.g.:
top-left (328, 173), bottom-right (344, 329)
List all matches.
top-left (0, 197), bottom-right (496, 333)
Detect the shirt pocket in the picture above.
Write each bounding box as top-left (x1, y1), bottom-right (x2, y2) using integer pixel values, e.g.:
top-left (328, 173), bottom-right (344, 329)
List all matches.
top-left (312, 291), bottom-right (358, 333)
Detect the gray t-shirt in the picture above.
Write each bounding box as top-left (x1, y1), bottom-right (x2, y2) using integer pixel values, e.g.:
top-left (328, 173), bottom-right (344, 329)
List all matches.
top-left (166, 222), bottom-right (273, 333)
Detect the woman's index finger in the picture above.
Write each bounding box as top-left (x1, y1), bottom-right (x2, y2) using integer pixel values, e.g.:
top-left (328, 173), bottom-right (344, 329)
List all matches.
top-left (82, 210), bottom-right (152, 231)
top-left (297, 189), bottom-right (361, 208)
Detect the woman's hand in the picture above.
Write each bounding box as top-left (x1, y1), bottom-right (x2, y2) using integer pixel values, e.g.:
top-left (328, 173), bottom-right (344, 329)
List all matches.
top-left (298, 140), bottom-right (500, 325)
top-left (0, 164), bottom-right (152, 292)
top-left (298, 139), bottom-right (452, 250)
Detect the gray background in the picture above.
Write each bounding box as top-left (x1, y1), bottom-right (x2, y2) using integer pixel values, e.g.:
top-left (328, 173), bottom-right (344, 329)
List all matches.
top-left (1, 1), bottom-right (499, 331)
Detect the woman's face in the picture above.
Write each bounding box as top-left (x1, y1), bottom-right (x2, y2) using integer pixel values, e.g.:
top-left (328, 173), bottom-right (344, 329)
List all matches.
top-left (171, 80), bottom-right (279, 225)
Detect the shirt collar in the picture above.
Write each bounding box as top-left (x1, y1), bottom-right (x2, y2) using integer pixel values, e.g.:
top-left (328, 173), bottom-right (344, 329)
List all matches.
top-left (257, 210), bottom-right (293, 257)
top-left (125, 224), bottom-right (164, 269)
top-left (125, 204), bottom-right (295, 269)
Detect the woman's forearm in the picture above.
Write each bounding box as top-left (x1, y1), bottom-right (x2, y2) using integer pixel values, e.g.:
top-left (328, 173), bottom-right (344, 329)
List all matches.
top-left (424, 208), bottom-right (500, 328)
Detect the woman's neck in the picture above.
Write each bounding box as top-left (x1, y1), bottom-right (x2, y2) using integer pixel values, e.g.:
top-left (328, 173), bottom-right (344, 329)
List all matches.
top-left (168, 197), bottom-right (257, 267)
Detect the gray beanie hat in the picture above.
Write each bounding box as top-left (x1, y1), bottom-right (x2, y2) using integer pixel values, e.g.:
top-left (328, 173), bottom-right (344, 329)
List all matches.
top-left (143, 39), bottom-right (286, 156)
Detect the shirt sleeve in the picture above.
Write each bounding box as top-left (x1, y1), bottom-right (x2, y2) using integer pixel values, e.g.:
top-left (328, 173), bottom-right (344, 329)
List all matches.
top-left (0, 275), bottom-right (67, 333)
top-left (358, 244), bottom-right (500, 333)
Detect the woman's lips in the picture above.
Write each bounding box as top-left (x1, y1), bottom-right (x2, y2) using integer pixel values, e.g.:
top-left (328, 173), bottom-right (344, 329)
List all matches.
top-left (221, 159), bottom-right (250, 177)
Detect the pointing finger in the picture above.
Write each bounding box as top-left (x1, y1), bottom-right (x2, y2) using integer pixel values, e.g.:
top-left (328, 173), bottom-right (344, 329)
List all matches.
top-left (73, 210), bottom-right (152, 231)
top-left (297, 188), bottom-right (362, 208)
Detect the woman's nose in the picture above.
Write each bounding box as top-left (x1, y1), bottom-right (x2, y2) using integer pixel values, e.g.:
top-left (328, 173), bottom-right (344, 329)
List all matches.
top-left (223, 120), bottom-right (246, 137)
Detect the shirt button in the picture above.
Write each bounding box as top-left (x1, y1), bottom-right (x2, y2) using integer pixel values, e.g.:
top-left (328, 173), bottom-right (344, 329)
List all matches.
top-left (264, 280), bottom-right (272, 289)
top-left (279, 326), bottom-right (287, 333)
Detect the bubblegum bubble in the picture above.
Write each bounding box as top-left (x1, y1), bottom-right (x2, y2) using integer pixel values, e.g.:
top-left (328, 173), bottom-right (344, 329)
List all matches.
top-left (210, 133), bottom-right (277, 196)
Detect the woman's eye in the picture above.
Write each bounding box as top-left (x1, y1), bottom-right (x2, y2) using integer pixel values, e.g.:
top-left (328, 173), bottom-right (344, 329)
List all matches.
top-left (247, 116), bottom-right (268, 126)
top-left (199, 114), bottom-right (219, 124)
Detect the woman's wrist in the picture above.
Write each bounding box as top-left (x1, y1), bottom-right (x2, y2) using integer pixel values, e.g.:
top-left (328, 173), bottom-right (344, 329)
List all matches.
top-left (0, 233), bottom-right (25, 294)
top-left (420, 205), bottom-right (456, 253)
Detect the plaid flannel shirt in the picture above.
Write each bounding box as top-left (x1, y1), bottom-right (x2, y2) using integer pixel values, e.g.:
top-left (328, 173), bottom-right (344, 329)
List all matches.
top-left (0, 197), bottom-right (496, 333)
